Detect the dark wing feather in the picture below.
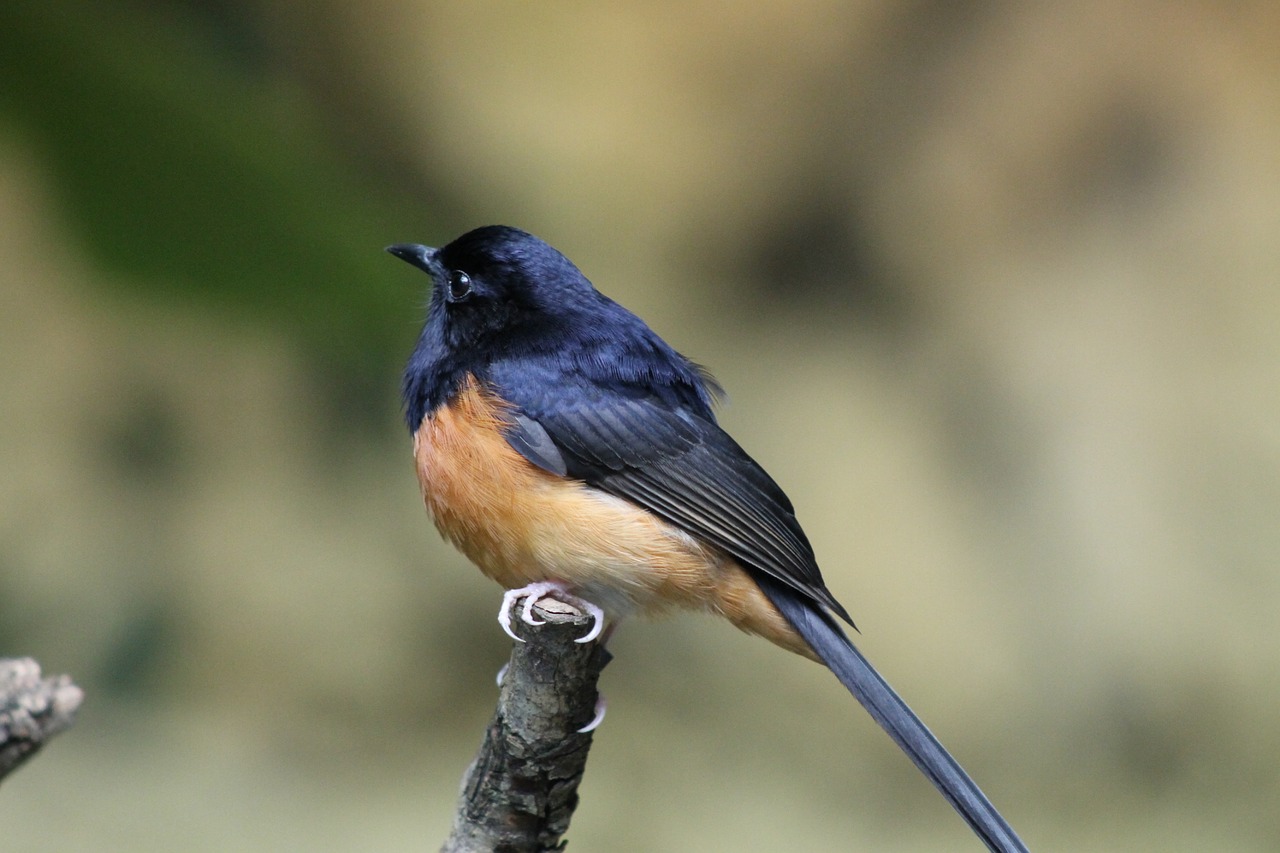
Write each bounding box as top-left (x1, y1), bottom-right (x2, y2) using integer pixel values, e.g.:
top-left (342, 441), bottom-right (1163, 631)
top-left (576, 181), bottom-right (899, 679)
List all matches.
top-left (496, 378), bottom-right (852, 624)
top-left (507, 413), bottom-right (567, 477)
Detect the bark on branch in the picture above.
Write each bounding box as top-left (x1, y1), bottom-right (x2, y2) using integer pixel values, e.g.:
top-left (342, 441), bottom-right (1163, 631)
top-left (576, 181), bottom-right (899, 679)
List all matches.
top-left (0, 657), bottom-right (83, 784)
top-left (442, 596), bottom-right (611, 853)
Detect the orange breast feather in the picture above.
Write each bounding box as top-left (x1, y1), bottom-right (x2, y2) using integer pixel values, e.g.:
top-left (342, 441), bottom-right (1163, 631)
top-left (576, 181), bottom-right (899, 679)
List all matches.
top-left (412, 376), bottom-right (812, 656)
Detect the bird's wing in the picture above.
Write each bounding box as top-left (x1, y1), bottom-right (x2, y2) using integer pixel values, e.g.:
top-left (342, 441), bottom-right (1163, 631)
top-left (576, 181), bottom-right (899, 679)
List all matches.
top-left (490, 373), bottom-right (1028, 851)
top-left (492, 375), bottom-right (852, 624)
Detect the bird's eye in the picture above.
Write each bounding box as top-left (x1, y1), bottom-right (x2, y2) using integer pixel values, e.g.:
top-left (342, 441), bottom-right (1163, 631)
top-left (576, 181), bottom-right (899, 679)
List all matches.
top-left (447, 270), bottom-right (473, 301)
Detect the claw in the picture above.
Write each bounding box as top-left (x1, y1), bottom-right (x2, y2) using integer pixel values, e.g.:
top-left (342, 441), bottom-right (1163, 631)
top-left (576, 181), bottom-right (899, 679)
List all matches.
top-left (519, 583), bottom-right (556, 626)
top-left (498, 587), bottom-right (531, 642)
top-left (495, 662), bottom-right (509, 687)
top-left (577, 694), bottom-right (607, 733)
top-left (496, 581), bottom-right (606, 644)
top-left (573, 598), bottom-right (606, 644)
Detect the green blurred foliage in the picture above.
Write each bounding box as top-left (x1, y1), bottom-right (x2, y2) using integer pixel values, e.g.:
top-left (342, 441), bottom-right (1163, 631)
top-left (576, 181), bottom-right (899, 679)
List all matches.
top-left (0, 0), bottom-right (441, 382)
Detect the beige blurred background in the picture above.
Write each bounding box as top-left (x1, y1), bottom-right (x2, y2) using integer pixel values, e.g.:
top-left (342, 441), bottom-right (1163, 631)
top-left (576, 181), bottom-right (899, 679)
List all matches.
top-left (4, 1), bottom-right (1279, 850)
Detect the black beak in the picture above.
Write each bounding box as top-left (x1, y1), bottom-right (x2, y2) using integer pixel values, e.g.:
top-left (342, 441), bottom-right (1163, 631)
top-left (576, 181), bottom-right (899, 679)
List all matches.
top-left (385, 243), bottom-right (437, 275)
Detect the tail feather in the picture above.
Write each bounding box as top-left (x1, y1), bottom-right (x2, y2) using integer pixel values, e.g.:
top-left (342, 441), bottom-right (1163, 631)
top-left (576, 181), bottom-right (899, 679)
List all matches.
top-left (758, 577), bottom-right (1029, 853)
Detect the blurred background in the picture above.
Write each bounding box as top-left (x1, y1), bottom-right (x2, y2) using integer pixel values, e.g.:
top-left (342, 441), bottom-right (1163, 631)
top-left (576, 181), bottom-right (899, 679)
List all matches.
top-left (3, 1), bottom-right (1279, 849)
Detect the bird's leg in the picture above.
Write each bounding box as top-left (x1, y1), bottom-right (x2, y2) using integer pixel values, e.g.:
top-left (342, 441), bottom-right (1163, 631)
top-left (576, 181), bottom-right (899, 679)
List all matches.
top-left (497, 581), bottom-right (606, 644)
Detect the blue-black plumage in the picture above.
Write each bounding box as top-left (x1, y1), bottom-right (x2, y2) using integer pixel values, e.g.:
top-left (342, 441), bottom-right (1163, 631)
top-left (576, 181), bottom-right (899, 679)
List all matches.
top-left (391, 225), bottom-right (1028, 852)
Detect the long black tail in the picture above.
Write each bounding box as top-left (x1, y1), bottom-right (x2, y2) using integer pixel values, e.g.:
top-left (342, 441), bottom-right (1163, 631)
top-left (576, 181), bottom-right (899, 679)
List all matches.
top-left (758, 577), bottom-right (1029, 852)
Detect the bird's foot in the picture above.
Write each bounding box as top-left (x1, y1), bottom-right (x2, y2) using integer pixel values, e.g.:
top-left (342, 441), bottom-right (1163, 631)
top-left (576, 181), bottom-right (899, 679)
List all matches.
top-left (498, 581), bottom-right (606, 644)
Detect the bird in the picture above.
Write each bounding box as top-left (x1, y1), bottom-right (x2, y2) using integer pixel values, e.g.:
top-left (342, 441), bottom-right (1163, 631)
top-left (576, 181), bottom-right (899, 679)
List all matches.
top-left (388, 225), bottom-right (1028, 852)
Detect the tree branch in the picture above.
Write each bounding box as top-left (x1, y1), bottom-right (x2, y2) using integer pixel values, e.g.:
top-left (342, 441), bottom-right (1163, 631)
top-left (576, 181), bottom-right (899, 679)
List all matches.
top-left (442, 596), bottom-right (611, 853)
top-left (0, 658), bottom-right (83, 784)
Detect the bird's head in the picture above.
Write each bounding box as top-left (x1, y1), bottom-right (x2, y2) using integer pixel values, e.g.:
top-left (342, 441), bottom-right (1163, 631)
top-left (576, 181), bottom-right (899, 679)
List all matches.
top-left (388, 225), bottom-right (598, 350)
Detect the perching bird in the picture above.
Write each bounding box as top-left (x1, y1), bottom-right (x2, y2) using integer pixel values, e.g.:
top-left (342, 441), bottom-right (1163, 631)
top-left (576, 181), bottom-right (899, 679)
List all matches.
top-left (389, 225), bottom-right (1028, 852)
